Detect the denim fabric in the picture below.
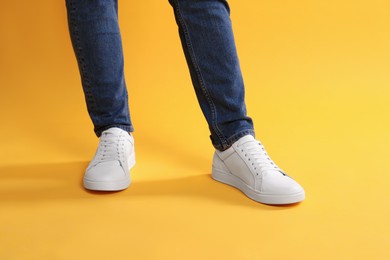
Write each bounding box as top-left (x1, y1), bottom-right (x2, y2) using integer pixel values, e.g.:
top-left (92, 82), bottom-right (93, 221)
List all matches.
top-left (66, 0), bottom-right (255, 151)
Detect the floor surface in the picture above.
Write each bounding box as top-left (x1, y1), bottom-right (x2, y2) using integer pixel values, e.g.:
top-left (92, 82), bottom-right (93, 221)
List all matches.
top-left (1, 1), bottom-right (389, 259)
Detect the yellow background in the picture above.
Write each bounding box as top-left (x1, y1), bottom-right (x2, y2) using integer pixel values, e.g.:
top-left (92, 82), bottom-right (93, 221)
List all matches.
top-left (1, 0), bottom-right (389, 259)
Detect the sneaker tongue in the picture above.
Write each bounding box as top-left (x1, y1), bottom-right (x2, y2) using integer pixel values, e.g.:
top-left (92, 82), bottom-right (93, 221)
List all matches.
top-left (237, 135), bottom-right (255, 146)
top-left (102, 127), bottom-right (127, 135)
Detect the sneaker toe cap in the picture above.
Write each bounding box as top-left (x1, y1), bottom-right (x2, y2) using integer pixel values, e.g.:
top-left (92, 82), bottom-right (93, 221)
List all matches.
top-left (261, 171), bottom-right (304, 195)
top-left (85, 161), bottom-right (128, 182)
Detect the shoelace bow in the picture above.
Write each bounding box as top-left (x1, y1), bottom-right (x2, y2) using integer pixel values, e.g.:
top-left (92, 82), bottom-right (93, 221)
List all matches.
top-left (240, 140), bottom-right (286, 175)
top-left (97, 132), bottom-right (126, 163)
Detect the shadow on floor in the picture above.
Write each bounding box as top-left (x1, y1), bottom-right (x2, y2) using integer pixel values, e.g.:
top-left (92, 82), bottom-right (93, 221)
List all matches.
top-left (0, 162), bottom-right (299, 210)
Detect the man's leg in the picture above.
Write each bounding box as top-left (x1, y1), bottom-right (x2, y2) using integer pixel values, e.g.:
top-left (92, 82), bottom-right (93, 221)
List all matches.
top-left (66, 0), bottom-right (135, 191)
top-left (168, 0), bottom-right (305, 204)
top-left (169, 0), bottom-right (254, 151)
top-left (66, 0), bottom-right (133, 136)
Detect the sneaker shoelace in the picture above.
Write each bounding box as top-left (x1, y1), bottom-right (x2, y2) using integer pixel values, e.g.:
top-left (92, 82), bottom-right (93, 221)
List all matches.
top-left (240, 139), bottom-right (286, 176)
top-left (95, 131), bottom-right (127, 165)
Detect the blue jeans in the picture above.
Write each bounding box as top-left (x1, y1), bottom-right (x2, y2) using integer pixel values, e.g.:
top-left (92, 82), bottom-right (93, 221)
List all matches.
top-left (66, 0), bottom-right (254, 151)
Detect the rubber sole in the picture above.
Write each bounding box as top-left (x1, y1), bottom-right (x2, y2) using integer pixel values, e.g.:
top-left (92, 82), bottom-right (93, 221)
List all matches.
top-left (84, 178), bottom-right (131, 191)
top-left (84, 152), bottom-right (136, 191)
top-left (212, 167), bottom-right (305, 205)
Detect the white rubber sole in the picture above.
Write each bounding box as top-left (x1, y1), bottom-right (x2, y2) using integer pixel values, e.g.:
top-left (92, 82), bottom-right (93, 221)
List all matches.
top-left (84, 177), bottom-right (131, 191)
top-left (84, 152), bottom-right (136, 191)
top-left (212, 167), bottom-right (305, 205)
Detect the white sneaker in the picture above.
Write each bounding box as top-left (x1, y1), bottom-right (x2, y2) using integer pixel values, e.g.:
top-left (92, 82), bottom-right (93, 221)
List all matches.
top-left (212, 135), bottom-right (305, 204)
top-left (84, 127), bottom-right (135, 191)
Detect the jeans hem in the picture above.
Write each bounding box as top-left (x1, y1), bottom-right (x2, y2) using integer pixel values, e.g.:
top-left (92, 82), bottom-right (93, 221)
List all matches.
top-left (213, 129), bottom-right (255, 151)
top-left (95, 125), bottom-right (134, 137)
